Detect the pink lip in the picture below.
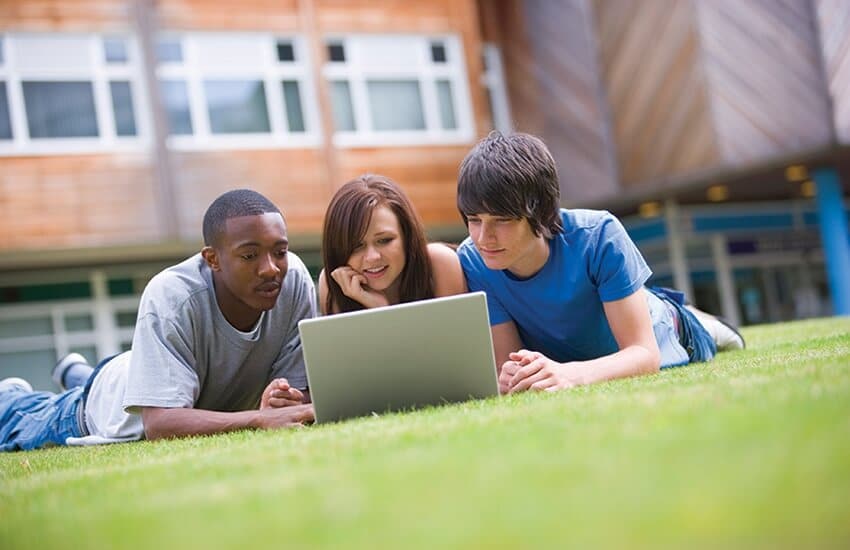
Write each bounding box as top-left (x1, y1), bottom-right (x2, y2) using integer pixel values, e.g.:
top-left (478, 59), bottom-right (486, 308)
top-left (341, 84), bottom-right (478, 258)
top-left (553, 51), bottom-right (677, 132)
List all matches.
top-left (363, 266), bottom-right (388, 279)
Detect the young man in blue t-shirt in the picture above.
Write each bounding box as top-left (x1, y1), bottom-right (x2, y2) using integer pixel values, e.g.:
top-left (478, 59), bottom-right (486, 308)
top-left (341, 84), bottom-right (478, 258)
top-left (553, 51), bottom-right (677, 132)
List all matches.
top-left (455, 132), bottom-right (744, 393)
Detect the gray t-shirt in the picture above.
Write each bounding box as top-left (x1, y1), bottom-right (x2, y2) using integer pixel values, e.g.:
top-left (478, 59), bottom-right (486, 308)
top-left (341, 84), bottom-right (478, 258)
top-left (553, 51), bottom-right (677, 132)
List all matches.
top-left (69, 252), bottom-right (316, 445)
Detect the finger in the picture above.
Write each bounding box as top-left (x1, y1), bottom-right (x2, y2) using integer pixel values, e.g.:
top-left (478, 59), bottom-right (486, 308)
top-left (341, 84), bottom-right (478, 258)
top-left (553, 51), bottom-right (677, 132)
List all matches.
top-left (499, 360), bottom-right (519, 376)
top-left (530, 377), bottom-right (558, 391)
top-left (271, 387), bottom-right (303, 402)
top-left (268, 397), bottom-right (303, 408)
top-left (509, 350), bottom-right (538, 365)
top-left (510, 367), bottom-right (553, 393)
top-left (509, 358), bottom-right (545, 388)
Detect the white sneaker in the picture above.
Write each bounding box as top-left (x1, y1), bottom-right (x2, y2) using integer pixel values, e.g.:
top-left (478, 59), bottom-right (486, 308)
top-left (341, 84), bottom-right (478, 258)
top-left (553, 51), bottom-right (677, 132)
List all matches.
top-left (0, 377), bottom-right (34, 393)
top-left (686, 306), bottom-right (745, 351)
top-left (52, 352), bottom-right (89, 391)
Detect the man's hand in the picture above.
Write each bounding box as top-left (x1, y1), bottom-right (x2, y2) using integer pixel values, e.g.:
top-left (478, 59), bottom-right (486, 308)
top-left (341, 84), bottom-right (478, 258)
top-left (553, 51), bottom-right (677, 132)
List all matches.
top-left (501, 349), bottom-right (584, 393)
top-left (254, 403), bottom-right (315, 430)
top-left (261, 378), bottom-right (305, 409)
top-left (330, 266), bottom-right (390, 309)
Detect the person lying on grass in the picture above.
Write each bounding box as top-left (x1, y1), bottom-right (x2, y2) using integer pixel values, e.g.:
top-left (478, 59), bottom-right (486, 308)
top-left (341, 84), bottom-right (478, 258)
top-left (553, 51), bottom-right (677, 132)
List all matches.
top-left (0, 189), bottom-right (315, 452)
top-left (318, 173), bottom-right (466, 314)
top-left (455, 132), bottom-right (745, 394)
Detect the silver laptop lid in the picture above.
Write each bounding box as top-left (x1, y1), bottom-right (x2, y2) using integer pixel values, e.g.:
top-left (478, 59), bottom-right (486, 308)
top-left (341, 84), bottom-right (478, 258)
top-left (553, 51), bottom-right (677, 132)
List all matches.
top-left (298, 291), bottom-right (498, 423)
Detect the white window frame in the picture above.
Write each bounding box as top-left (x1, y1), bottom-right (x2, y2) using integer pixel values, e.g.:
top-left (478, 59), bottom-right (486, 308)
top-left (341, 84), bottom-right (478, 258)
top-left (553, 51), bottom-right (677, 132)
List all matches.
top-left (157, 32), bottom-right (321, 151)
top-left (322, 34), bottom-right (475, 147)
top-left (481, 43), bottom-right (513, 133)
top-left (0, 32), bottom-right (149, 157)
top-left (0, 292), bottom-right (139, 372)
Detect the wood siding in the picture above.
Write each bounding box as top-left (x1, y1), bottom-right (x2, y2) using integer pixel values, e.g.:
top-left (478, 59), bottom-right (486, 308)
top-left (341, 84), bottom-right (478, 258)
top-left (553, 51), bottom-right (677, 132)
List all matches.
top-left (593, 0), bottom-right (720, 188)
top-left (478, 0), bottom-right (618, 203)
top-left (0, 0), bottom-right (484, 258)
top-left (697, 0), bottom-right (834, 165)
top-left (815, 0), bottom-right (850, 144)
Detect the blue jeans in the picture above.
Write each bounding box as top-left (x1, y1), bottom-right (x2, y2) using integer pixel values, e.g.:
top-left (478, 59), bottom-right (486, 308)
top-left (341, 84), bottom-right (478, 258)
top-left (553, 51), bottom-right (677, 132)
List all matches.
top-left (0, 386), bottom-right (87, 452)
top-left (0, 355), bottom-right (111, 452)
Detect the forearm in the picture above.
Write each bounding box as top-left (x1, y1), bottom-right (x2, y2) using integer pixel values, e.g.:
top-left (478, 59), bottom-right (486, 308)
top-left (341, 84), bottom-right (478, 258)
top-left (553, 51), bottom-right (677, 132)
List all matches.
top-left (141, 407), bottom-right (264, 441)
top-left (569, 344), bottom-right (660, 386)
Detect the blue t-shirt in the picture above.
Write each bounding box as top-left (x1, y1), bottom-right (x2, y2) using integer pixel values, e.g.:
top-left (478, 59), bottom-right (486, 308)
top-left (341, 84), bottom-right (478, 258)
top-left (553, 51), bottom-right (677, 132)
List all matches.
top-left (457, 209), bottom-right (653, 363)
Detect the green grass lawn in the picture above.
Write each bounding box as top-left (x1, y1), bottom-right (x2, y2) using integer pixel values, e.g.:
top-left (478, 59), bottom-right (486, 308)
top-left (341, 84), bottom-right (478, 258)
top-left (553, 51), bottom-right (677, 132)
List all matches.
top-left (2, 317), bottom-right (849, 548)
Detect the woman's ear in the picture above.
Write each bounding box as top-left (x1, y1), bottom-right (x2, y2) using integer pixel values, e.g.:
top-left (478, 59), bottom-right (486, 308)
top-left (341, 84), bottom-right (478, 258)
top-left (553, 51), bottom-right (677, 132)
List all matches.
top-left (201, 246), bottom-right (220, 271)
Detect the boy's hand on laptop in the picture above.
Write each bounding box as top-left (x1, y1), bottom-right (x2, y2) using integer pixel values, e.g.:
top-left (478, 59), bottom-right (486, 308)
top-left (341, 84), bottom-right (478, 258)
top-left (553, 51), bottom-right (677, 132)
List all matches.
top-left (503, 350), bottom-right (582, 393)
top-left (261, 378), bottom-right (305, 409)
top-left (331, 266), bottom-right (390, 309)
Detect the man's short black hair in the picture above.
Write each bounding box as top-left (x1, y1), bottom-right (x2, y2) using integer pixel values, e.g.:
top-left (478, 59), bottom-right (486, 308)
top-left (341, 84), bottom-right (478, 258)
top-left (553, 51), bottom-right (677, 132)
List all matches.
top-left (202, 189), bottom-right (281, 246)
top-left (457, 131), bottom-right (563, 238)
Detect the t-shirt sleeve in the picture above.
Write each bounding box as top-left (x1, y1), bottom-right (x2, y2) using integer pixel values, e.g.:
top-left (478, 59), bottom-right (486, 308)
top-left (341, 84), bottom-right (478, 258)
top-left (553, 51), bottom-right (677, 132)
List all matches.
top-left (123, 311), bottom-right (200, 412)
top-left (589, 212), bottom-right (652, 302)
top-left (269, 265), bottom-right (317, 390)
top-left (459, 242), bottom-right (510, 326)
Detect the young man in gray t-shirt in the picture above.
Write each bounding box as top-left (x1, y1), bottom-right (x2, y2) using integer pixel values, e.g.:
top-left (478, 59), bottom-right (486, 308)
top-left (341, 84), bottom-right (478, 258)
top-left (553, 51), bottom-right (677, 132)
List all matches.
top-left (1, 189), bottom-right (315, 451)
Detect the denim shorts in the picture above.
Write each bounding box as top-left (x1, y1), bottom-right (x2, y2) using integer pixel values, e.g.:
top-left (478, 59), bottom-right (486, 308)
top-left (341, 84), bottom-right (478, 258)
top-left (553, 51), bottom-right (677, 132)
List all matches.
top-left (648, 286), bottom-right (717, 366)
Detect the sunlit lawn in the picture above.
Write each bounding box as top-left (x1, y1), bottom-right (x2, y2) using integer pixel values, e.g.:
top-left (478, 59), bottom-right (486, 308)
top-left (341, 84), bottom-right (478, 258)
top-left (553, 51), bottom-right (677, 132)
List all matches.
top-left (1, 317), bottom-right (849, 548)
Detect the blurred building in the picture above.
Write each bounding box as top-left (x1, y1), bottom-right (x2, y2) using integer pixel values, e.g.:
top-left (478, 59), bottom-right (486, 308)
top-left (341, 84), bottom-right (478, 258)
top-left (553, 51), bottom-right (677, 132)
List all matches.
top-left (0, 0), bottom-right (848, 388)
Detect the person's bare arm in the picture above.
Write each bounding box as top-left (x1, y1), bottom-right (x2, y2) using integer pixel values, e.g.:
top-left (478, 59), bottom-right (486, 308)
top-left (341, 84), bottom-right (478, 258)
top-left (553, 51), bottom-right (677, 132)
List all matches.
top-left (141, 404), bottom-right (314, 441)
top-left (317, 269), bottom-right (331, 315)
top-left (142, 376), bottom-right (313, 440)
top-left (489, 320), bottom-right (524, 393)
top-left (427, 243), bottom-right (467, 298)
top-left (505, 288), bottom-right (660, 392)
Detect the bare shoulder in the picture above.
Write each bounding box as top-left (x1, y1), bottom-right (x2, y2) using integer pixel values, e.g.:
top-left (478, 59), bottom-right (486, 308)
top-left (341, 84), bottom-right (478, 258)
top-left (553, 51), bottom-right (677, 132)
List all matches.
top-left (317, 268), bottom-right (329, 315)
top-left (427, 243), bottom-right (467, 297)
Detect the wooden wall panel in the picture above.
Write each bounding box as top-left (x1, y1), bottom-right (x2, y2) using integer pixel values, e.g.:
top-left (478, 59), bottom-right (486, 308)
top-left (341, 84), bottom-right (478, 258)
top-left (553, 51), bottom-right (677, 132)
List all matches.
top-left (158, 0), bottom-right (300, 31)
top-left (815, 0), bottom-right (850, 144)
top-left (696, 0), bottom-right (833, 165)
top-left (477, 0), bottom-right (544, 135)
top-left (169, 149), bottom-right (333, 243)
top-left (521, 0), bottom-right (618, 203)
top-left (334, 145), bottom-right (469, 227)
top-left (0, 0), bottom-right (130, 29)
top-left (0, 155), bottom-right (160, 249)
top-left (594, 0), bottom-right (719, 187)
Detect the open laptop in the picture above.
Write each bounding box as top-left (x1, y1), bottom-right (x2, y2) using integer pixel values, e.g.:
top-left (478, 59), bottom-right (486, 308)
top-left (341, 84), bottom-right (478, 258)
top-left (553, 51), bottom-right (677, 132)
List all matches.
top-left (298, 291), bottom-right (499, 423)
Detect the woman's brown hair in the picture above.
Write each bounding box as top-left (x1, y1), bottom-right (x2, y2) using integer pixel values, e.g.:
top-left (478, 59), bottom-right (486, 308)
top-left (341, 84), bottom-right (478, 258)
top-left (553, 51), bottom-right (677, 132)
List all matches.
top-left (321, 174), bottom-right (434, 313)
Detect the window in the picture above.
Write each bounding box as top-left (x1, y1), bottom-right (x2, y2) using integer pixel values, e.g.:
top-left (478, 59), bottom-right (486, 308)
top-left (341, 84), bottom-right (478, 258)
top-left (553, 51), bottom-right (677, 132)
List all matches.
top-left (481, 44), bottom-right (512, 133)
top-left (276, 41), bottom-right (295, 62)
top-left (328, 42), bottom-right (346, 62)
top-left (0, 82), bottom-right (11, 140)
top-left (155, 33), bottom-right (318, 149)
top-left (104, 36), bottom-right (129, 63)
top-left (156, 38), bottom-right (183, 63)
top-left (0, 271), bottom-right (142, 391)
top-left (0, 33), bottom-right (144, 156)
top-left (323, 35), bottom-right (473, 146)
top-left (23, 81), bottom-right (98, 138)
top-left (110, 81), bottom-right (137, 136)
top-left (0, 32), bottom-right (318, 155)
top-left (430, 42), bottom-right (447, 63)
top-left (160, 79), bottom-right (192, 135)
top-left (205, 79), bottom-right (270, 134)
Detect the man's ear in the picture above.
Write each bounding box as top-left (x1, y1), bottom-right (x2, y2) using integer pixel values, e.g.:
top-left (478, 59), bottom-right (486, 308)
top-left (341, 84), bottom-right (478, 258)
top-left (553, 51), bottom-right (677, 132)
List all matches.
top-left (201, 246), bottom-right (221, 271)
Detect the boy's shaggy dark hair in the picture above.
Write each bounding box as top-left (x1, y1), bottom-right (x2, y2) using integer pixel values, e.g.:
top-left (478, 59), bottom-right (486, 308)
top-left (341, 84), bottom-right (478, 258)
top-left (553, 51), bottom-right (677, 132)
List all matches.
top-left (457, 132), bottom-right (563, 238)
